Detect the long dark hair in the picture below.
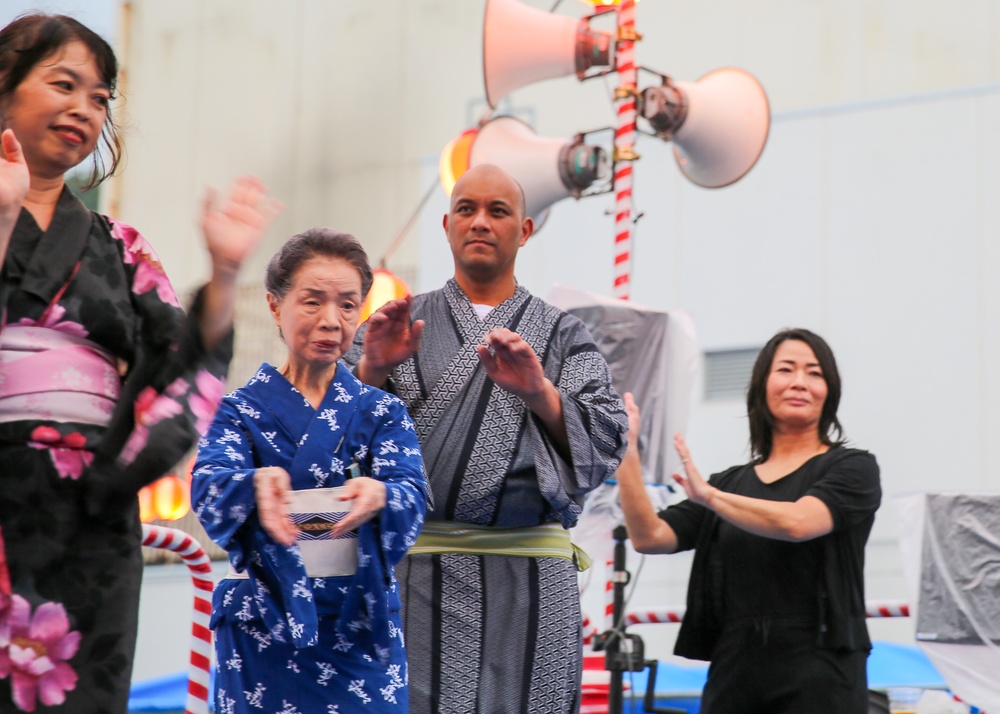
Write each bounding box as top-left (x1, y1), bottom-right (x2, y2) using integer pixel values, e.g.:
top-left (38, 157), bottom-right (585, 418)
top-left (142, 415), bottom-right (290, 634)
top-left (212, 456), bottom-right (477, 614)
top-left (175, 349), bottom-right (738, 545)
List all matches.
top-left (0, 13), bottom-right (123, 187)
top-left (746, 328), bottom-right (843, 461)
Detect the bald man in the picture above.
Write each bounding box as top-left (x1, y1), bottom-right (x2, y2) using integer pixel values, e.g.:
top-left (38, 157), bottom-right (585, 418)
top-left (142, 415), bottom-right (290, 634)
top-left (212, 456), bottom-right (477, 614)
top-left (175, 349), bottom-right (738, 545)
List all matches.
top-left (346, 164), bottom-right (627, 714)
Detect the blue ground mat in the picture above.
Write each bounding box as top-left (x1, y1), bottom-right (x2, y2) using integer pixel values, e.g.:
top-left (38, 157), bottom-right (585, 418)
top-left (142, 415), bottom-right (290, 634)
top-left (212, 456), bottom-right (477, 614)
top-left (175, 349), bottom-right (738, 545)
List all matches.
top-left (129, 668), bottom-right (212, 713)
top-left (128, 640), bottom-right (949, 712)
top-left (617, 640), bottom-right (949, 714)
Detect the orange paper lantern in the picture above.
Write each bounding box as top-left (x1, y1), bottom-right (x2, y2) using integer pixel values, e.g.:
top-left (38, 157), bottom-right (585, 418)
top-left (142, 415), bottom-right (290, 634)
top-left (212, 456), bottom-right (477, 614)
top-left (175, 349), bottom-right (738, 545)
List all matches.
top-left (138, 484), bottom-right (154, 523)
top-left (360, 269), bottom-right (411, 323)
top-left (152, 475), bottom-right (190, 521)
top-left (139, 457), bottom-right (195, 522)
top-left (438, 128), bottom-right (477, 197)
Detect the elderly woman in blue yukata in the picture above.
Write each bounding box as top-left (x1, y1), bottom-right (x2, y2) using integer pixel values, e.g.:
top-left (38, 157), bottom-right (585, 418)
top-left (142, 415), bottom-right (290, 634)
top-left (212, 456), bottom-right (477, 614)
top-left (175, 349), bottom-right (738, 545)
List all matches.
top-left (193, 228), bottom-right (428, 714)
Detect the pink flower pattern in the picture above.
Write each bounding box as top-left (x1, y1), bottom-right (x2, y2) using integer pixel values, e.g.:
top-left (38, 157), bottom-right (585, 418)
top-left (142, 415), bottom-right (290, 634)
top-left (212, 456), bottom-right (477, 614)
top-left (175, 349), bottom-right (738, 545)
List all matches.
top-left (119, 386), bottom-right (185, 466)
top-left (0, 596), bottom-right (81, 712)
top-left (189, 370), bottom-right (225, 436)
top-left (11, 305), bottom-right (88, 339)
top-left (107, 219), bottom-right (181, 307)
top-left (26, 428), bottom-right (93, 481)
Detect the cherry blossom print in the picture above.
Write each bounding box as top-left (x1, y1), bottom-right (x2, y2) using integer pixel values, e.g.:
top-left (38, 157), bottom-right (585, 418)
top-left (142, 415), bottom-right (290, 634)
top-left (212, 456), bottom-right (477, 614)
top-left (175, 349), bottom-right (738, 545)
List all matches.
top-left (189, 370), bottom-right (225, 435)
top-left (0, 596), bottom-right (81, 712)
top-left (119, 387), bottom-right (184, 465)
top-left (26, 428), bottom-right (92, 480)
top-left (11, 305), bottom-right (87, 339)
top-left (107, 219), bottom-right (181, 307)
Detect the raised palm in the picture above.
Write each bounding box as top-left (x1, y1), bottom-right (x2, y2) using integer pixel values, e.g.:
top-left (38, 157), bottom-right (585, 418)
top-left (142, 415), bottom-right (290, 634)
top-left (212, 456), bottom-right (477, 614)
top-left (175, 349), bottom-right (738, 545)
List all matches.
top-left (201, 176), bottom-right (281, 272)
top-left (0, 130), bottom-right (30, 220)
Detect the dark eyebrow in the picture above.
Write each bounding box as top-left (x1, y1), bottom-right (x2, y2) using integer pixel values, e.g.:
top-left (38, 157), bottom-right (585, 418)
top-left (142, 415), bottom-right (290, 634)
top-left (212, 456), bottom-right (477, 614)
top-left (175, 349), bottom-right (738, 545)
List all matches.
top-left (48, 66), bottom-right (110, 92)
top-left (300, 287), bottom-right (360, 299)
top-left (52, 64), bottom-right (111, 91)
top-left (777, 359), bottom-right (822, 368)
top-left (453, 197), bottom-right (513, 210)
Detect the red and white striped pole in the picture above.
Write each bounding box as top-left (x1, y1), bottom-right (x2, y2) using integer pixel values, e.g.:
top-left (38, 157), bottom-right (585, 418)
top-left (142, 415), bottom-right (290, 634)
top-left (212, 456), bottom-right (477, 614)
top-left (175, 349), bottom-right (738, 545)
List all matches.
top-left (612, 0), bottom-right (640, 300)
top-left (603, 559), bottom-right (616, 631)
top-left (581, 612), bottom-right (599, 647)
top-left (619, 600), bottom-right (912, 626)
top-left (141, 524), bottom-right (213, 714)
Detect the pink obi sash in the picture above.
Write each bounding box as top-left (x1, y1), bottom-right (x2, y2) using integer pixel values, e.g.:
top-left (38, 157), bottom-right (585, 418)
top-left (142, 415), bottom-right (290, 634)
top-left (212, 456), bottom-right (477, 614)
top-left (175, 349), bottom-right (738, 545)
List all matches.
top-left (0, 325), bottom-right (121, 425)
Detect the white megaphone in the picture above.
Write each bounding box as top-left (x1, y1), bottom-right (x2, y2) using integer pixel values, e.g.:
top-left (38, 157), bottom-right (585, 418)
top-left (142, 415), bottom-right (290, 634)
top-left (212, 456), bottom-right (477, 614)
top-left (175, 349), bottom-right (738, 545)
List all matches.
top-left (483, 0), bottom-right (613, 108)
top-left (639, 68), bottom-right (770, 188)
top-left (469, 116), bottom-right (609, 219)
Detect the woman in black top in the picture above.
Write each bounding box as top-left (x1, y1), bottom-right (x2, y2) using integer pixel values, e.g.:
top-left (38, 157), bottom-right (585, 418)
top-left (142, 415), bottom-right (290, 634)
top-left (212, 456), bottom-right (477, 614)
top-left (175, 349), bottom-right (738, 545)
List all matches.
top-left (618, 328), bottom-right (881, 714)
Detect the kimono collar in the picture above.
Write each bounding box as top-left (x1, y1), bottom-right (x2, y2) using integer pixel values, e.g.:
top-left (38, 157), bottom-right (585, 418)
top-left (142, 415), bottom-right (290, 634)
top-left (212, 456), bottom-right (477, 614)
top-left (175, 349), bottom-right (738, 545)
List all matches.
top-left (443, 278), bottom-right (532, 344)
top-left (16, 186), bottom-right (94, 306)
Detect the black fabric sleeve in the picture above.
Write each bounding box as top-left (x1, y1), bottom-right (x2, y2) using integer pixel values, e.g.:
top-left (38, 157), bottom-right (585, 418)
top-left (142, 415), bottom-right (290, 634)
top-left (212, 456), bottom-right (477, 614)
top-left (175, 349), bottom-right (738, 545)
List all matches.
top-left (658, 498), bottom-right (707, 553)
top-left (657, 465), bottom-right (745, 551)
top-left (806, 449), bottom-right (881, 532)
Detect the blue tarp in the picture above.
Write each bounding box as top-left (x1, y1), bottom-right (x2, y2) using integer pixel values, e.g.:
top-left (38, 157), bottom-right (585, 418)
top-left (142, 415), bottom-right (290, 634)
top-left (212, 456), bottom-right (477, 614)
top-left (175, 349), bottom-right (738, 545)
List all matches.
top-left (128, 640), bottom-right (949, 713)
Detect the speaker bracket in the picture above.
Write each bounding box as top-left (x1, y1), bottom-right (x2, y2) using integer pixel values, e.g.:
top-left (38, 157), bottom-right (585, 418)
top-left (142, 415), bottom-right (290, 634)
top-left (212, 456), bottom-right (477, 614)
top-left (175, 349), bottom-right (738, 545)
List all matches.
top-left (613, 147), bottom-right (640, 162)
top-left (616, 27), bottom-right (643, 43)
top-left (639, 81), bottom-right (689, 141)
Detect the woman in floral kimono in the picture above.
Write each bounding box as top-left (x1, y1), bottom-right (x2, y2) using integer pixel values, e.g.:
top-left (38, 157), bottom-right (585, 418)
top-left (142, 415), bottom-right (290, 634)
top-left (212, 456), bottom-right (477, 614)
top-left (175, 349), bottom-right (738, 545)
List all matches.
top-left (0, 14), bottom-right (279, 714)
top-left (192, 228), bottom-right (427, 714)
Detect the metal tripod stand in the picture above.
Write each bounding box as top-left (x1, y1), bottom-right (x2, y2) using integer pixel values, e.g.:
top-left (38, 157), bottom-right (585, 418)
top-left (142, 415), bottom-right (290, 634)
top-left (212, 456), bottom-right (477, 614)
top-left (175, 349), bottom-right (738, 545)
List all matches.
top-left (591, 525), bottom-right (685, 714)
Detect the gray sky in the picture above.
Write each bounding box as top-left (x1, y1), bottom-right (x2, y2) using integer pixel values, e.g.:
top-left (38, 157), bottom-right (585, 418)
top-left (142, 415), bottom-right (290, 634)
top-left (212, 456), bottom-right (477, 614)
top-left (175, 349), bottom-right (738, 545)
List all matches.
top-left (1, 0), bottom-right (117, 44)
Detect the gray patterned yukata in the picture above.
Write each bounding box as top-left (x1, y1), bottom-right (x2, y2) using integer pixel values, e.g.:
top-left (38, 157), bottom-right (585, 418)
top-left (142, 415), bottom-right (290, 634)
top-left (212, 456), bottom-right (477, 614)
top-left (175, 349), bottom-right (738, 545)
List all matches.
top-left (346, 279), bottom-right (627, 714)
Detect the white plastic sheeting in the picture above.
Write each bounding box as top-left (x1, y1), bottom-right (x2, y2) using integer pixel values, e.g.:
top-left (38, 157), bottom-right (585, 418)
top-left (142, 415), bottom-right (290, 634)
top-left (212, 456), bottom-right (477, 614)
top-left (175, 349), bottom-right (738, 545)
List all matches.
top-left (546, 284), bottom-right (699, 571)
top-left (895, 493), bottom-right (1000, 712)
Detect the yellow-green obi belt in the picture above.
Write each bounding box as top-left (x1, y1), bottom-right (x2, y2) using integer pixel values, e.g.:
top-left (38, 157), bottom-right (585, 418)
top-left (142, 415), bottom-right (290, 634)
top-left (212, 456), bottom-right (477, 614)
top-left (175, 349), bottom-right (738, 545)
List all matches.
top-left (410, 521), bottom-right (592, 572)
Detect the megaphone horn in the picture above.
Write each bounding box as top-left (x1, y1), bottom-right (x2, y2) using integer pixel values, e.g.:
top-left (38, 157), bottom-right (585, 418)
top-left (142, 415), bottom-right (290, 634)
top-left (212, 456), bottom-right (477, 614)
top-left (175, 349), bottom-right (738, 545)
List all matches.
top-left (640, 68), bottom-right (770, 188)
top-left (469, 116), bottom-right (609, 219)
top-left (483, 0), bottom-right (613, 109)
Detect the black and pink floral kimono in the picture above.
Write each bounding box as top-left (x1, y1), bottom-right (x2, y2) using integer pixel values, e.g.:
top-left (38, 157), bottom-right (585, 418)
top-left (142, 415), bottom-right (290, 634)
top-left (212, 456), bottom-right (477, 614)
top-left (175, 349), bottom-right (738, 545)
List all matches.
top-left (0, 187), bottom-right (232, 713)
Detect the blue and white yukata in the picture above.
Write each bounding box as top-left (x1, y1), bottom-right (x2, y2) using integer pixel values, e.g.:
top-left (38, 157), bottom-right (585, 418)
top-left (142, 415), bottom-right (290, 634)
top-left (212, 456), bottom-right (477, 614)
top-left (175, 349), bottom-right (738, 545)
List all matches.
top-left (192, 362), bottom-right (427, 714)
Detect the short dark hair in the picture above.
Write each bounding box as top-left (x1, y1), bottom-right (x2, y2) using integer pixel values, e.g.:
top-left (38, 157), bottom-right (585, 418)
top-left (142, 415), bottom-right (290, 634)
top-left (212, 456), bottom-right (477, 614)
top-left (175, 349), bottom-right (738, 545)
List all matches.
top-left (746, 328), bottom-right (844, 461)
top-left (265, 227), bottom-right (373, 302)
top-left (0, 13), bottom-right (123, 188)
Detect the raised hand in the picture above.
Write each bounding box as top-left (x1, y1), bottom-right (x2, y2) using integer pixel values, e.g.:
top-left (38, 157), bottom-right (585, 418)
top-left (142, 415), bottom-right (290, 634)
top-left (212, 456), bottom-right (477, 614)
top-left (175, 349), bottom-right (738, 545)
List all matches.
top-left (201, 176), bottom-right (282, 276)
top-left (329, 477), bottom-right (387, 538)
top-left (199, 177), bottom-right (282, 350)
top-left (358, 296), bottom-right (424, 386)
top-left (475, 328), bottom-right (547, 400)
top-left (477, 327), bottom-right (569, 451)
top-left (0, 130), bottom-right (30, 254)
top-left (624, 392), bottom-right (640, 448)
top-left (254, 466), bottom-right (299, 546)
top-left (672, 433), bottom-right (717, 508)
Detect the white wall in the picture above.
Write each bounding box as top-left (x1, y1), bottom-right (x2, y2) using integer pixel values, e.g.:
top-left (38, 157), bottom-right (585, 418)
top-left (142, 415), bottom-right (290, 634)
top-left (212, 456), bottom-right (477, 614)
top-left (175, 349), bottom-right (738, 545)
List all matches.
top-left (109, 0), bottom-right (1000, 295)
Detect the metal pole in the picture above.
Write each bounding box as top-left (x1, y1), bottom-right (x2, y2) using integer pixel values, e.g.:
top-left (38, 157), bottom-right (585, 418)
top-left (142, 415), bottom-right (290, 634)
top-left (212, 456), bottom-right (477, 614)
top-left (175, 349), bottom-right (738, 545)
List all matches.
top-left (608, 525), bottom-right (629, 713)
